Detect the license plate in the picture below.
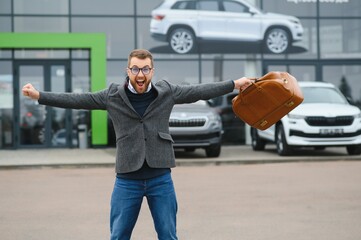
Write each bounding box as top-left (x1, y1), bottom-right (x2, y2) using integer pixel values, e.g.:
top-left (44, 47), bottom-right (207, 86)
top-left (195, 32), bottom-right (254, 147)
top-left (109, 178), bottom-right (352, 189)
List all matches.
top-left (319, 128), bottom-right (344, 136)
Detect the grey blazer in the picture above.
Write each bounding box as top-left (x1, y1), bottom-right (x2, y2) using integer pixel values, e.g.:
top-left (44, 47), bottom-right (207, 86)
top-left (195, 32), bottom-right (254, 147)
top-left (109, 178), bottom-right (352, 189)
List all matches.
top-left (39, 79), bottom-right (234, 173)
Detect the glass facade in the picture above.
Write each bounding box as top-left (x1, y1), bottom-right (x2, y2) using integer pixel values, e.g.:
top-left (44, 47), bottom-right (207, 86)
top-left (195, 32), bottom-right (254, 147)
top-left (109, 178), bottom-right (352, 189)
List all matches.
top-left (0, 0), bottom-right (360, 148)
top-left (14, 0), bottom-right (69, 15)
top-left (320, 19), bottom-right (361, 59)
top-left (71, 0), bottom-right (133, 15)
top-left (14, 17), bottom-right (69, 32)
top-left (0, 61), bottom-right (13, 148)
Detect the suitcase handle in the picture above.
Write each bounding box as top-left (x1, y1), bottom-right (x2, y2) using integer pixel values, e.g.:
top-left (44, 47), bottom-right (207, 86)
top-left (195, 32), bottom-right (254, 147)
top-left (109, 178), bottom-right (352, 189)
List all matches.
top-left (240, 79), bottom-right (257, 93)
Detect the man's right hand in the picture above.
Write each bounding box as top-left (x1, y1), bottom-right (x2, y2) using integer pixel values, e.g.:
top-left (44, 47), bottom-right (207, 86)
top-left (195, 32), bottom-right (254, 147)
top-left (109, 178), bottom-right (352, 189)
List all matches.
top-left (22, 83), bottom-right (40, 100)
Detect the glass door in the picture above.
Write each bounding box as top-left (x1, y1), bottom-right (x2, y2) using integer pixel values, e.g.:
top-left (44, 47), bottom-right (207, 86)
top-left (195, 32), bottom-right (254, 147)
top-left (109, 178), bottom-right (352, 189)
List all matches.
top-left (14, 61), bottom-right (72, 148)
top-left (18, 65), bottom-right (45, 146)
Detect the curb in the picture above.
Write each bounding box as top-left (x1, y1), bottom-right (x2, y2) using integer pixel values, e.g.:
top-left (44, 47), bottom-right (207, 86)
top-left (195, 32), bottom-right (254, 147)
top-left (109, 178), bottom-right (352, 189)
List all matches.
top-left (1, 146), bottom-right (361, 170)
top-left (2, 156), bottom-right (360, 170)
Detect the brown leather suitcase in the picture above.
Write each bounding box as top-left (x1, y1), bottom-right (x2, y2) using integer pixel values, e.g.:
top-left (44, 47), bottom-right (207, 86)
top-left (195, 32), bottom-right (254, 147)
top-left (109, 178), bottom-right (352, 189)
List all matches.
top-left (232, 71), bottom-right (304, 130)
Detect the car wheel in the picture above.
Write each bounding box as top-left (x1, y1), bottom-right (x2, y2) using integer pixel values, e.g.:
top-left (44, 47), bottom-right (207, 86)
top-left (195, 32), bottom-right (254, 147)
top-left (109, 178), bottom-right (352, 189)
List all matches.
top-left (264, 28), bottom-right (290, 54)
top-left (169, 28), bottom-right (196, 54)
top-left (346, 144), bottom-right (361, 155)
top-left (250, 127), bottom-right (266, 151)
top-left (206, 144), bottom-right (221, 158)
top-left (276, 124), bottom-right (293, 156)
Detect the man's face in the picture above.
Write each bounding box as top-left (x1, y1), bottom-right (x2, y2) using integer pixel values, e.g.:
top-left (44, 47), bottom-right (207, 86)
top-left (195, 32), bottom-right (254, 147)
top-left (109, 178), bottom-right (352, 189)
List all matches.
top-left (127, 57), bottom-right (154, 94)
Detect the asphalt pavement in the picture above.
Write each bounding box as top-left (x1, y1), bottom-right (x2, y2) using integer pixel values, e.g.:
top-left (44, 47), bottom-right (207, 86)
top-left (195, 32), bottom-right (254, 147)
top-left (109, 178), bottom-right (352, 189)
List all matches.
top-left (1, 145), bottom-right (361, 240)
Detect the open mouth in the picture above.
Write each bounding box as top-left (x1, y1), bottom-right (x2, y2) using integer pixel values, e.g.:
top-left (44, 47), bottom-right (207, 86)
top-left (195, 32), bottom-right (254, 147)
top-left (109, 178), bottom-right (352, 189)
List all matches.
top-left (136, 80), bottom-right (145, 87)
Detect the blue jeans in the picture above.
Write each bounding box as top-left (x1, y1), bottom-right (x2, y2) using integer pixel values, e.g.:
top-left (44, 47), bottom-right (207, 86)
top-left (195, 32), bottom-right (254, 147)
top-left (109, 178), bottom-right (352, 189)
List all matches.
top-left (110, 172), bottom-right (178, 240)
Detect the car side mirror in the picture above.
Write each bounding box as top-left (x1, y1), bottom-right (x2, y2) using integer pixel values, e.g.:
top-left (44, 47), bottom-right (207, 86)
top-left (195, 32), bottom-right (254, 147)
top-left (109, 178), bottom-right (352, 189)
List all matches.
top-left (346, 96), bottom-right (355, 105)
top-left (207, 99), bottom-right (215, 107)
top-left (247, 7), bottom-right (257, 16)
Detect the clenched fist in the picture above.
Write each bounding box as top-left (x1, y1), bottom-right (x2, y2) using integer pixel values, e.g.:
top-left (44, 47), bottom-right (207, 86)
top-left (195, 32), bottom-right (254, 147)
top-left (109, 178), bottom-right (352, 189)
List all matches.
top-left (233, 77), bottom-right (254, 91)
top-left (22, 83), bottom-right (40, 100)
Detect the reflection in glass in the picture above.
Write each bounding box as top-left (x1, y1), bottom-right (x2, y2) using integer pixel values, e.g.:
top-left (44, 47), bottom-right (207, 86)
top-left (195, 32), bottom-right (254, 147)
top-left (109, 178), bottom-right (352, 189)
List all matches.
top-left (323, 65), bottom-right (361, 109)
top-left (50, 66), bottom-right (69, 147)
top-left (72, 61), bottom-right (90, 93)
top-left (19, 66), bottom-right (45, 145)
top-left (0, 61), bottom-right (13, 148)
top-left (72, 61), bottom-right (90, 148)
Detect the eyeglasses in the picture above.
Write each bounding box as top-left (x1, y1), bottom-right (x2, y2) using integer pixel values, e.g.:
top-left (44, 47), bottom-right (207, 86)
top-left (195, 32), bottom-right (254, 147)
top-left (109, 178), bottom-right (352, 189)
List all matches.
top-left (128, 66), bottom-right (152, 75)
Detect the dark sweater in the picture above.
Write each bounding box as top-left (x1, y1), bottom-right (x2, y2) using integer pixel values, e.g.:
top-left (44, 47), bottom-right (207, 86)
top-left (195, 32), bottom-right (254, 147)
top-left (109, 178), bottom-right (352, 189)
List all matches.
top-left (117, 85), bottom-right (171, 180)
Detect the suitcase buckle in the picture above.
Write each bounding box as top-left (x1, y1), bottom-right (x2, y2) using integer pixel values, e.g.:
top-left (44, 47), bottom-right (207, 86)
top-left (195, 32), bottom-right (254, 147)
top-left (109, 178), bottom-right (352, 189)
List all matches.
top-left (286, 101), bottom-right (294, 107)
top-left (260, 120), bottom-right (268, 127)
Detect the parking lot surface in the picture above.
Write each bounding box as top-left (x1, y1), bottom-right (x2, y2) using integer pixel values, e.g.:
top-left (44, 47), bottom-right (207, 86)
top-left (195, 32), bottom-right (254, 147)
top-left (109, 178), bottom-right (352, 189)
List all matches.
top-left (0, 146), bottom-right (361, 240)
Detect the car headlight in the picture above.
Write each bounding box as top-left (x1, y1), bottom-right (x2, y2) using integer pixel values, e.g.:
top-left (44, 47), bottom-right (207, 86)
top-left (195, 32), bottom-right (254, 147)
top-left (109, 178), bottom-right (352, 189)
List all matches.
top-left (354, 112), bottom-right (361, 119)
top-left (288, 19), bottom-right (300, 25)
top-left (208, 113), bottom-right (220, 121)
top-left (288, 113), bottom-right (305, 119)
top-left (208, 114), bottom-right (222, 129)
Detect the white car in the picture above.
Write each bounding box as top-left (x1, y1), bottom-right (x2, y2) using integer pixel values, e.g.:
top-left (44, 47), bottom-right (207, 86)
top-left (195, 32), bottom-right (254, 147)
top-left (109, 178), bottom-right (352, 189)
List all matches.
top-left (169, 100), bottom-right (223, 157)
top-left (251, 81), bottom-right (361, 156)
top-left (150, 0), bottom-right (303, 54)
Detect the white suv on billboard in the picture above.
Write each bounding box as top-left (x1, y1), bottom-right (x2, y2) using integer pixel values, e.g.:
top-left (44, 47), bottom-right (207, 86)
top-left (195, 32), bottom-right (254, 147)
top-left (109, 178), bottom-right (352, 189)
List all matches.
top-left (150, 0), bottom-right (303, 54)
top-left (251, 81), bottom-right (361, 156)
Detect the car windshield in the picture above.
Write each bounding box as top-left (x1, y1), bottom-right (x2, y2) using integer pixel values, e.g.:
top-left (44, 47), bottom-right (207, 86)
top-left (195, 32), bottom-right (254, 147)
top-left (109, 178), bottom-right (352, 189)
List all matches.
top-left (302, 86), bottom-right (348, 104)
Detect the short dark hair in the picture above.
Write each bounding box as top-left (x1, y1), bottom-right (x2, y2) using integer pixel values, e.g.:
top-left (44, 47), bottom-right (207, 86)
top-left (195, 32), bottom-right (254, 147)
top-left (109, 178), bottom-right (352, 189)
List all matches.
top-left (128, 49), bottom-right (154, 67)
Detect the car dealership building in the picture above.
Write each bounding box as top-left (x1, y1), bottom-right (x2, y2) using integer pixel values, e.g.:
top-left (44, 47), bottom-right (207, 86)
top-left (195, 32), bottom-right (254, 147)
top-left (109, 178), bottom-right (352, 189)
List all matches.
top-left (0, 0), bottom-right (360, 149)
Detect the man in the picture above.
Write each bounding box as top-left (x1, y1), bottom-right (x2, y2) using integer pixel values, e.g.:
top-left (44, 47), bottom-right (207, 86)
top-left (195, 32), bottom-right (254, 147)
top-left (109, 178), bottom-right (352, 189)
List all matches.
top-left (22, 49), bottom-right (252, 240)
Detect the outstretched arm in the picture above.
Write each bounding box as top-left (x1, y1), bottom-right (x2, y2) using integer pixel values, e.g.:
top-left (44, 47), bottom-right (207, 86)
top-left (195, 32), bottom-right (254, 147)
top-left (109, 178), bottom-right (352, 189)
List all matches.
top-left (167, 76), bottom-right (253, 104)
top-left (22, 83), bottom-right (108, 110)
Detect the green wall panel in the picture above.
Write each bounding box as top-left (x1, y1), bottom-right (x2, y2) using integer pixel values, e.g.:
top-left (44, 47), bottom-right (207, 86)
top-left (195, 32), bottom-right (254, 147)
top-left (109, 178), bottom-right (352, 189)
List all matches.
top-left (0, 32), bottom-right (108, 146)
